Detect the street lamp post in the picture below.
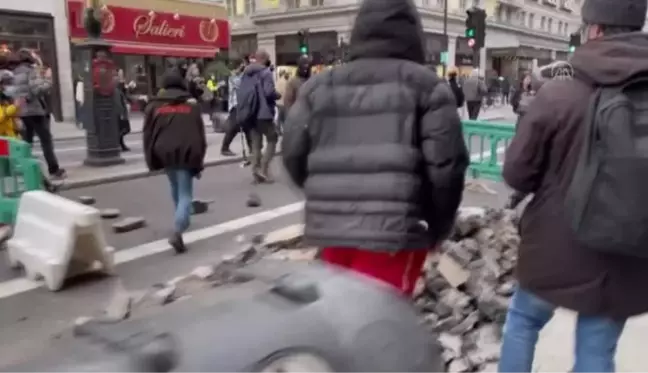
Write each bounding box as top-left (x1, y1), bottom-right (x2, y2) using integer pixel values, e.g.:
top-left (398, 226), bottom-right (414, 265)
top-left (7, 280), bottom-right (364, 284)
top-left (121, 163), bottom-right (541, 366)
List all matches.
top-left (79, 0), bottom-right (124, 167)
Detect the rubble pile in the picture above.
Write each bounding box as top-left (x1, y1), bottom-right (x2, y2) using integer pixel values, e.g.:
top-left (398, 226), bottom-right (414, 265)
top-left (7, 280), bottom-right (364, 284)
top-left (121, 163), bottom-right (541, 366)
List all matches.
top-left (414, 207), bottom-right (520, 372)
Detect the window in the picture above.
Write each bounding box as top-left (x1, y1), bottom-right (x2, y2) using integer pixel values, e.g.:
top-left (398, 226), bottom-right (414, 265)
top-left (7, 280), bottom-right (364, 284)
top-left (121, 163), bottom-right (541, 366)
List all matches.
top-left (548, 18), bottom-right (553, 32)
top-left (540, 16), bottom-right (546, 30)
top-left (558, 21), bottom-right (563, 34)
top-left (528, 13), bottom-right (535, 28)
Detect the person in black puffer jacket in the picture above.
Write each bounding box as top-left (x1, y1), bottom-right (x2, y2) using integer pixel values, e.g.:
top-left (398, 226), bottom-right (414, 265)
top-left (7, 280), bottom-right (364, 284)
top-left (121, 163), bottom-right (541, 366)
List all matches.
top-left (281, 0), bottom-right (469, 296)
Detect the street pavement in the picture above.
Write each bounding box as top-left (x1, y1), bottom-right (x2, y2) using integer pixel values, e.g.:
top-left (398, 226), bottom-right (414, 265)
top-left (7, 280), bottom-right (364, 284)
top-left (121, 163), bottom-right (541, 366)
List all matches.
top-left (8, 105), bottom-right (646, 369)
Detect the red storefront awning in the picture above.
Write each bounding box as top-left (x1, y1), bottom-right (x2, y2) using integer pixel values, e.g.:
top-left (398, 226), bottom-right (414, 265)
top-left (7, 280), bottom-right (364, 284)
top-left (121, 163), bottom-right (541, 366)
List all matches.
top-left (67, 0), bottom-right (229, 58)
top-left (108, 41), bottom-right (219, 58)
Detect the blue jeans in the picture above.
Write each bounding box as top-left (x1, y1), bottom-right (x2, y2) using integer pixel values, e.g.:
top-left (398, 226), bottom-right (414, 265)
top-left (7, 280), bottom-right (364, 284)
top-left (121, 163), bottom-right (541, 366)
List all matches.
top-left (165, 168), bottom-right (193, 234)
top-left (499, 287), bottom-right (626, 372)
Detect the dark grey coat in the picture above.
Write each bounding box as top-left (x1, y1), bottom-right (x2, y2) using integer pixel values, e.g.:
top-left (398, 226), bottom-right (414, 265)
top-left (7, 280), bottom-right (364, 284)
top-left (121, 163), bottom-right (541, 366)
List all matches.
top-left (281, 0), bottom-right (469, 252)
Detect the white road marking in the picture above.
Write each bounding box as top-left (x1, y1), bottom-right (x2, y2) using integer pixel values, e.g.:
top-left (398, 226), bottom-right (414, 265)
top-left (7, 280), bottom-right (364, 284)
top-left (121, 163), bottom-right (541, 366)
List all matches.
top-left (0, 202), bottom-right (304, 300)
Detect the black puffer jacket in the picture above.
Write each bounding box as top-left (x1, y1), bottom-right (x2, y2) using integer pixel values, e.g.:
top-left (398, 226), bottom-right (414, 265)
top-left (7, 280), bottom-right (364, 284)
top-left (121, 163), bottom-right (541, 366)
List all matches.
top-left (281, 0), bottom-right (469, 251)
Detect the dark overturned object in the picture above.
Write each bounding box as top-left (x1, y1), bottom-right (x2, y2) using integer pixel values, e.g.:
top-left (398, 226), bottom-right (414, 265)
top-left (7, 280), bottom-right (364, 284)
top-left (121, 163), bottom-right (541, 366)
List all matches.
top-left (7, 260), bottom-right (444, 372)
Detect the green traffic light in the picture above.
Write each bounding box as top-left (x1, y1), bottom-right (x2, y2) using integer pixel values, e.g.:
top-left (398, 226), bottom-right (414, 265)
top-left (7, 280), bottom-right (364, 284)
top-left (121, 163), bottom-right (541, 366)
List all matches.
top-left (569, 46), bottom-right (576, 52)
top-left (466, 29), bottom-right (475, 37)
top-left (300, 46), bottom-right (308, 54)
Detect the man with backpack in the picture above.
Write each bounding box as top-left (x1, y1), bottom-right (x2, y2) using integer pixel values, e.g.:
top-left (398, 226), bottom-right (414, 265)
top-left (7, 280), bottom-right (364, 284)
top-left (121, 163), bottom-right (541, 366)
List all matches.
top-left (236, 50), bottom-right (281, 183)
top-left (499, 0), bottom-right (648, 371)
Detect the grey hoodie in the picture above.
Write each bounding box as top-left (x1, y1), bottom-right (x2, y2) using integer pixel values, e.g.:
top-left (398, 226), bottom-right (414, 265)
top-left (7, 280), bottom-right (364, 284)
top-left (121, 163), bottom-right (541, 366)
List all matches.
top-left (12, 63), bottom-right (51, 117)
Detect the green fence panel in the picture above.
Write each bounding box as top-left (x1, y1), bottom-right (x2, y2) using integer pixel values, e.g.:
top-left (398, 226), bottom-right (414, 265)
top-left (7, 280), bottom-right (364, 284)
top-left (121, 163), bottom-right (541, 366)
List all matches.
top-left (462, 120), bottom-right (516, 181)
top-left (0, 137), bottom-right (43, 225)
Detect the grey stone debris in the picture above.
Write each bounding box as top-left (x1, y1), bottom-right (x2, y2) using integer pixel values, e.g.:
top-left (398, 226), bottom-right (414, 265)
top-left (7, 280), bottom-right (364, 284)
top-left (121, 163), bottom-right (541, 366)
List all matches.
top-left (246, 193), bottom-right (261, 208)
top-left (78, 196), bottom-right (96, 205)
top-left (112, 217), bottom-right (147, 233)
top-left (100, 208), bottom-right (121, 219)
top-left (414, 207), bottom-right (520, 372)
top-left (191, 199), bottom-right (212, 215)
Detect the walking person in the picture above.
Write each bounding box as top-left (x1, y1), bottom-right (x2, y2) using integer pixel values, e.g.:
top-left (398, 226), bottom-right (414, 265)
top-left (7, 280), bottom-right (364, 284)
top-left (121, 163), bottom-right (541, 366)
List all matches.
top-left (239, 50), bottom-right (281, 183)
top-left (447, 66), bottom-right (465, 110)
top-left (282, 56), bottom-right (312, 113)
top-left (143, 73), bottom-right (206, 254)
top-left (116, 70), bottom-right (131, 151)
top-left (13, 49), bottom-right (65, 179)
top-left (462, 68), bottom-right (487, 120)
top-left (499, 0), bottom-right (648, 371)
top-left (220, 58), bottom-right (252, 156)
top-left (282, 0), bottom-right (468, 296)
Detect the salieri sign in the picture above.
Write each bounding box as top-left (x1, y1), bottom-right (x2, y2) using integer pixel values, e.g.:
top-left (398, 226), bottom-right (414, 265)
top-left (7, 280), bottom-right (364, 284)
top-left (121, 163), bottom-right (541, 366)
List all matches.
top-left (134, 14), bottom-right (186, 39)
top-left (67, 0), bottom-right (229, 55)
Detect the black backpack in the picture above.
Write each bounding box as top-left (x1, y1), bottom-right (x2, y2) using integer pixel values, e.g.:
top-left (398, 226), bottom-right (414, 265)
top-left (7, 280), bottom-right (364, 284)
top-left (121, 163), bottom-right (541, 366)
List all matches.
top-left (565, 76), bottom-right (648, 257)
top-left (235, 74), bottom-right (260, 129)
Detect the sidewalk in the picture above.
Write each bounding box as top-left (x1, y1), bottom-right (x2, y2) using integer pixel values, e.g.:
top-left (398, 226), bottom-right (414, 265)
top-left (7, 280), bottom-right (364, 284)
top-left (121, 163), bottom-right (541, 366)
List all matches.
top-left (50, 113), bottom-right (221, 141)
top-left (60, 132), bottom-right (248, 189)
top-left (534, 310), bottom-right (647, 371)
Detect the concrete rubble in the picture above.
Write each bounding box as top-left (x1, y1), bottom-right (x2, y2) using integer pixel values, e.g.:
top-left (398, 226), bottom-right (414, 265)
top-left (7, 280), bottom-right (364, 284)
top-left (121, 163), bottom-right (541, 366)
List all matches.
top-left (414, 207), bottom-right (519, 372)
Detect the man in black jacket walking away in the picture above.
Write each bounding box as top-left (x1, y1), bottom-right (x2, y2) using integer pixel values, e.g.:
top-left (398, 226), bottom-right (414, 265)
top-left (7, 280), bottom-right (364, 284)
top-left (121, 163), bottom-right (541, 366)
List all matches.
top-left (143, 74), bottom-right (207, 254)
top-left (282, 0), bottom-right (469, 296)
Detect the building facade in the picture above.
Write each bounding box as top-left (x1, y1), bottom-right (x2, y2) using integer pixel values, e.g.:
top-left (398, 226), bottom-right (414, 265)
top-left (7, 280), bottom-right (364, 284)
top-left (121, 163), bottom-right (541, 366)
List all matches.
top-left (227, 0), bottom-right (581, 78)
top-left (67, 0), bottom-right (229, 99)
top-left (1, 0), bottom-right (74, 121)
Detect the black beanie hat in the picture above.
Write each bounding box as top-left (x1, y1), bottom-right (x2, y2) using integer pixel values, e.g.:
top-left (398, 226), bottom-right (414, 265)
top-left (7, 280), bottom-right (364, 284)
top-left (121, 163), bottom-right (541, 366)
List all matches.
top-left (582, 0), bottom-right (647, 28)
top-left (162, 73), bottom-right (187, 90)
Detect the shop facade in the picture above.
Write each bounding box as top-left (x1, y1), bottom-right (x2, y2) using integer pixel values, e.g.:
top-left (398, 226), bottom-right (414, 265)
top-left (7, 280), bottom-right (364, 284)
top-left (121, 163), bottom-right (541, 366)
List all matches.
top-left (66, 0), bottom-right (230, 98)
top-left (232, 2), bottom-right (572, 78)
top-left (1, 0), bottom-right (74, 122)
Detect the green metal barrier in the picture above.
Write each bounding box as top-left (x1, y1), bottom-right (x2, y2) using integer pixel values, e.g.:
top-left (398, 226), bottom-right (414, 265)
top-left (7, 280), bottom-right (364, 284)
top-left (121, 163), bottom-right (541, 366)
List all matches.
top-left (0, 137), bottom-right (43, 225)
top-left (462, 120), bottom-right (516, 181)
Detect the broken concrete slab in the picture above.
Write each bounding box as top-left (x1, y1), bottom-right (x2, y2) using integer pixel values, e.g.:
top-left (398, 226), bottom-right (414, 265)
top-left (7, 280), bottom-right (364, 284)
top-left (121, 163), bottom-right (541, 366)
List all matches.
top-left (263, 224), bottom-right (304, 248)
top-left (78, 196), bottom-right (96, 205)
top-left (100, 208), bottom-right (121, 219)
top-left (191, 199), bottom-right (213, 215)
top-left (246, 193), bottom-right (261, 207)
top-left (112, 217), bottom-right (146, 233)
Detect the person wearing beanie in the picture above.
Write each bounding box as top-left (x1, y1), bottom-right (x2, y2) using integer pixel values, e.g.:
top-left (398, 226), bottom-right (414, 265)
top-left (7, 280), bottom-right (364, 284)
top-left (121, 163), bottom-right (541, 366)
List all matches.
top-left (143, 73), bottom-right (207, 254)
top-left (499, 0), bottom-right (648, 371)
top-left (282, 55), bottom-right (312, 113)
top-left (281, 0), bottom-right (468, 298)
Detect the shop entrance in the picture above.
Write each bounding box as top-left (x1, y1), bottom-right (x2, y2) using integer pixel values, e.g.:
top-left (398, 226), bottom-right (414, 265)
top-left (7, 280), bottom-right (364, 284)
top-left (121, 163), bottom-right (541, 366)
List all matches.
top-left (0, 10), bottom-right (63, 122)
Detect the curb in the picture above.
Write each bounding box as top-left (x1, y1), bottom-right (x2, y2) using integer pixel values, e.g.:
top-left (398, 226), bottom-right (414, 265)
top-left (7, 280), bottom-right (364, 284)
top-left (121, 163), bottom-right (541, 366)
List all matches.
top-left (59, 155), bottom-right (246, 190)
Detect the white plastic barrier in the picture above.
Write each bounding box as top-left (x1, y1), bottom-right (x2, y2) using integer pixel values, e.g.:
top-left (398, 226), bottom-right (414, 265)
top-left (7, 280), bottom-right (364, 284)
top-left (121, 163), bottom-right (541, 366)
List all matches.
top-left (7, 191), bottom-right (115, 291)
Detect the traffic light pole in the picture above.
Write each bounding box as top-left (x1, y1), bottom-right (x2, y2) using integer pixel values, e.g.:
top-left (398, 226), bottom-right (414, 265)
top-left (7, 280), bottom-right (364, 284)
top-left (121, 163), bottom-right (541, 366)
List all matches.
top-left (472, 46), bottom-right (480, 68)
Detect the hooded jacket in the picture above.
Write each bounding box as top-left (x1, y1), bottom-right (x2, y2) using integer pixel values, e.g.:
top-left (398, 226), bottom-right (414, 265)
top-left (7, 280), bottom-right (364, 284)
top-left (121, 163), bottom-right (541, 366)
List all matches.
top-left (281, 0), bottom-right (468, 251)
top-left (503, 32), bottom-right (648, 318)
top-left (143, 86), bottom-right (206, 175)
top-left (283, 57), bottom-right (312, 112)
top-left (12, 62), bottom-right (51, 117)
top-left (241, 63), bottom-right (280, 120)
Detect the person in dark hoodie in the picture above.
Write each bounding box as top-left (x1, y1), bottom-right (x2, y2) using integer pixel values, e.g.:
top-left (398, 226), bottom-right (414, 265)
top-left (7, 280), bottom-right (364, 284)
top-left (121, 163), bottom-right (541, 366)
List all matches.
top-left (281, 0), bottom-right (468, 296)
top-left (283, 55), bottom-right (312, 113)
top-left (143, 73), bottom-right (207, 254)
top-left (240, 50), bottom-right (281, 183)
top-left (499, 0), bottom-right (648, 371)
top-left (447, 66), bottom-right (464, 109)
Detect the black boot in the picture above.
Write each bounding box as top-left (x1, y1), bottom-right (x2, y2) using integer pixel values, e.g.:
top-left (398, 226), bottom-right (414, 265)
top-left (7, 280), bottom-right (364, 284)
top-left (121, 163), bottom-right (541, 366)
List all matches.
top-left (168, 232), bottom-right (187, 254)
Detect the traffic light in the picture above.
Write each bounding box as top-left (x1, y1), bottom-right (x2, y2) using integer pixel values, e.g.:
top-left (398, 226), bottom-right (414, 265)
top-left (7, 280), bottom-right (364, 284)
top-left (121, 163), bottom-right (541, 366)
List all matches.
top-left (297, 29), bottom-right (309, 55)
top-left (568, 32), bottom-right (580, 53)
top-left (466, 7), bottom-right (487, 49)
